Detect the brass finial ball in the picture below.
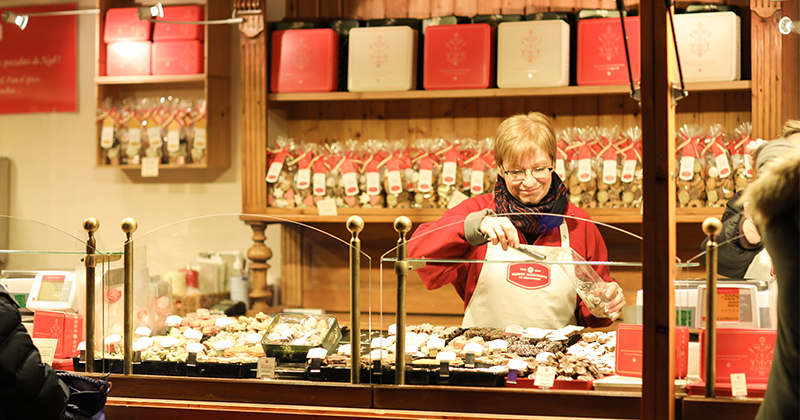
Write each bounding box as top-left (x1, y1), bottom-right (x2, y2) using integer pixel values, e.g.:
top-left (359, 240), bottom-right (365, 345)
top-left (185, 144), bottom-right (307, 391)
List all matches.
top-left (702, 217), bottom-right (722, 236)
top-left (83, 217), bottom-right (99, 233)
top-left (394, 216), bottom-right (412, 234)
top-left (346, 215), bottom-right (364, 234)
top-left (121, 217), bottom-right (138, 235)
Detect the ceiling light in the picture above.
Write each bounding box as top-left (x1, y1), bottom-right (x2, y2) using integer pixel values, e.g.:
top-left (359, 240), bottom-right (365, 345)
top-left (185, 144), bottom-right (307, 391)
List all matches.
top-left (1, 8), bottom-right (99, 31)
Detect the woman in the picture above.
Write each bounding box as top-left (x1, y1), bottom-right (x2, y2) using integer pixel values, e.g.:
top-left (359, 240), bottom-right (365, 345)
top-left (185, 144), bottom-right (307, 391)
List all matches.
top-left (408, 112), bottom-right (625, 329)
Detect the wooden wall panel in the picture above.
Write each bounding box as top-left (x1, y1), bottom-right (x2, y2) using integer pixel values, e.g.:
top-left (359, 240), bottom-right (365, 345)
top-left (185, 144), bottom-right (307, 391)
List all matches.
top-left (386, 101), bottom-right (411, 140)
top-left (453, 0), bottom-right (477, 17)
top-left (454, 99), bottom-right (479, 139)
top-left (431, 99), bottom-right (456, 139)
top-left (431, 0), bottom-right (454, 17)
top-left (477, 0), bottom-right (502, 15)
top-left (385, 0), bottom-right (409, 18)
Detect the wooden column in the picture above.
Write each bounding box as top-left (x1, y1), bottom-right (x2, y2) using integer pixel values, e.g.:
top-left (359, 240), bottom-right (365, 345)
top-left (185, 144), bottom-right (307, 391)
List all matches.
top-left (237, 0), bottom-right (272, 313)
top-left (751, 0), bottom-right (800, 138)
top-left (640, 2), bottom-right (677, 420)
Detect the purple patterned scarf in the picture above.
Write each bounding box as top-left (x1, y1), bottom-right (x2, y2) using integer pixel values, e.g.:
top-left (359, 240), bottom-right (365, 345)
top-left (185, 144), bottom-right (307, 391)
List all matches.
top-left (493, 172), bottom-right (568, 240)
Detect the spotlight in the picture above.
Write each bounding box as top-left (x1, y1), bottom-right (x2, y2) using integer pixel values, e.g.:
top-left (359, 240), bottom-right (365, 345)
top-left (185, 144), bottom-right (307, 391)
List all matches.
top-left (137, 3), bottom-right (164, 20)
top-left (779, 16), bottom-right (800, 35)
top-left (2, 10), bottom-right (29, 30)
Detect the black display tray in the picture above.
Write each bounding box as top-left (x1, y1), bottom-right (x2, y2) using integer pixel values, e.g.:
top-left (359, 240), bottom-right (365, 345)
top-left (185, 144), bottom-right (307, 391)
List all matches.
top-left (72, 358), bottom-right (256, 379)
top-left (308, 366), bottom-right (433, 385)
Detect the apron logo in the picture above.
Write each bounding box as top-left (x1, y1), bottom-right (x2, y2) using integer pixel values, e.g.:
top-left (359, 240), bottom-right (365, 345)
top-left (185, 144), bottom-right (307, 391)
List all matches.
top-left (506, 263), bottom-right (550, 290)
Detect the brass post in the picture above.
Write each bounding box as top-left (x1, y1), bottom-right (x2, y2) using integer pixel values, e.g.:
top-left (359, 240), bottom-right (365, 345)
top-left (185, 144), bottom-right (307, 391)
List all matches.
top-left (346, 216), bottom-right (364, 384)
top-left (121, 217), bottom-right (138, 375)
top-left (703, 217), bottom-right (722, 398)
top-left (83, 217), bottom-right (99, 373)
top-left (393, 216), bottom-right (412, 385)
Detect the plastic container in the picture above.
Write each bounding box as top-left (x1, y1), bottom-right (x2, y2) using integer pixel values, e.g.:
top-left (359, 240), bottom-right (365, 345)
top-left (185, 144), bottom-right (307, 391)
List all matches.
top-left (261, 313), bottom-right (341, 362)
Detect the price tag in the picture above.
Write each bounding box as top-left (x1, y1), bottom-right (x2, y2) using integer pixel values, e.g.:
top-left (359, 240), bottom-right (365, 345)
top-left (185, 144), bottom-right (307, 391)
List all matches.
top-left (147, 127), bottom-right (162, 148)
top-left (32, 338), bottom-right (58, 365)
top-left (447, 190), bottom-right (469, 209)
top-left (128, 128), bottom-right (142, 148)
top-left (141, 156), bottom-right (160, 178)
top-left (307, 347), bottom-right (328, 359)
top-left (730, 373), bottom-right (748, 397)
top-left (257, 357), bottom-right (276, 380)
top-left (316, 198), bottom-right (338, 216)
top-left (100, 125), bottom-right (115, 149)
top-left (621, 159), bottom-right (637, 182)
top-left (534, 365), bottom-right (557, 388)
top-left (297, 168), bottom-right (311, 189)
top-left (194, 127), bottom-right (207, 149)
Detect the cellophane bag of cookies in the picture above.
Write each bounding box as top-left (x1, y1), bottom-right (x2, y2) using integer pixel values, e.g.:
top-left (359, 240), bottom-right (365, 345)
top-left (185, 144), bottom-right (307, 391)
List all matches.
top-left (160, 97), bottom-right (190, 165)
top-left (595, 126), bottom-right (624, 208)
top-left (730, 122), bottom-right (754, 193)
top-left (566, 127), bottom-right (598, 208)
top-left (435, 139), bottom-right (464, 208)
top-left (360, 140), bottom-right (387, 209)
top-left (291, 142), bottom-right (317, 208)
top-left (97, 98), bottom-right (121, 165)
top-left (334, 139), bottom-right (362, 208)
top-left (382, 140), bottom-right (412, 209)
top-left (675, 124), bottom-right (706, 208)
top-left (619, 126), bottom-right (644, 208)
top-left (125, 104), bottom-right (145, 165)
top-left (142, 98), bottom-right (165, 164)
top-left (458, 138), bottom-right (479, 197)
top-left (554, 129), bottom-right (570, 184)
top-left (479, 137), bottom-right (498, 194)
top-left (701, 124), bottom-right (735, 207)
top-left (410, 138), bottom-right (440, 208)
top-left (186, 99), bottom-right (207, 165)
top-left (266, 136), bottom-right (298, 208)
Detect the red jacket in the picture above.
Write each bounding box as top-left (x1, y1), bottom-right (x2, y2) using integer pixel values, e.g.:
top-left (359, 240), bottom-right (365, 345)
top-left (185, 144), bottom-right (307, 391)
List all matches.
top-left (408, 193), bottom-right (615, 328)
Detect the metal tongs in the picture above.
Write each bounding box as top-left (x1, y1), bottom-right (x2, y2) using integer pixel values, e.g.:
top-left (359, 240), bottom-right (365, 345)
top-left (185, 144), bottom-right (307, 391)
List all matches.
top-left (511, 246), bottom-right (546, 261)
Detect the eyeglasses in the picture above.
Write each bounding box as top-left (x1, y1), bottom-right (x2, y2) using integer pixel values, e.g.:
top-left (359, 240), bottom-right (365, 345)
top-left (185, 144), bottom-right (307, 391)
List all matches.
top-left (500, 163), bottom-right (553, 181)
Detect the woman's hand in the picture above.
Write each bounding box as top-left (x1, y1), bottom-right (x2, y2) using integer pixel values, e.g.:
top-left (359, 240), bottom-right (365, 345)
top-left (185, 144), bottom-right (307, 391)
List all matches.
top-left (603, 282), bottom-right (626, 320)
top-left (740, 200), bottom-right (762, 247)
top-left (479, 216), bottom-right (520, 251)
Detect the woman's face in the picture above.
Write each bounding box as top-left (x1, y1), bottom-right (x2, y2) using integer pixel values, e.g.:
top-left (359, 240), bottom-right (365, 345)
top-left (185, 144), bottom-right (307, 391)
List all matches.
top-left (501, 148), bottom-right (553, 205)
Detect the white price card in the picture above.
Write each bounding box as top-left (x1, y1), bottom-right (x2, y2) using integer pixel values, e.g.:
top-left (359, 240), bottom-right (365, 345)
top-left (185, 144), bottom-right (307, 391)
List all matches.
top-left (316, 198), bottom-right (338, 216)
top-left (730, 373), bottom-right (748, 397)
top-left (447, 190), bottom-right (469, 209)
top-left (257, 357), bottom-right (276, 380)
top-left (534, 365), bottom-right (557, 388)
top-left (307, 347), bottom-right (328, 359)
top-left (32, 338), bottom-right (58, 366)
top-left (141, 157), bottom-right (160, 178)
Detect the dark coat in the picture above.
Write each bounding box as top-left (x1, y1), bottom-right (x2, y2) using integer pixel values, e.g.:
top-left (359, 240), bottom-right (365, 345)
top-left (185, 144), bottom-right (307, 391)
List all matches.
top-left (0, 286), bottom-right (67, 420)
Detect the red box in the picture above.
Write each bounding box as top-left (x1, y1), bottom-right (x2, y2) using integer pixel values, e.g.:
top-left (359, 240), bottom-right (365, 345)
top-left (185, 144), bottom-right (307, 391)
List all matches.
top-left (615, 323), bottom-right (690, 378)
top-left (153, 5), bottom-right (204, 42)
top-left (423, 23), bottom-right (494, 90)
top-left (151, 40), bottom-right (204, 75)
top-left (699, 328), bottom-right (777, 384)
top-left (32, 310), bottom-right (83, 359)
top-left (270, 29), bottom-right (339, 93)
top-left (104, 7), bottom-right (152, 43)
top-left (504, 377), bottom-right (593, 390)
top-left (576, 17), bottom-right (640, 86)
top-left (686, 380), bottom-right (767, 398)
top-left (106, 42), bottom-right (152, 76)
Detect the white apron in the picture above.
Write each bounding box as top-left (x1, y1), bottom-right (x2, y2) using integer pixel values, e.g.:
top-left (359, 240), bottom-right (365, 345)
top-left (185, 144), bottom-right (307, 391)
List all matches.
top-left (743, 248), bottom-right (774, 280)
top-left (462, 222), bottom-right (578, 329)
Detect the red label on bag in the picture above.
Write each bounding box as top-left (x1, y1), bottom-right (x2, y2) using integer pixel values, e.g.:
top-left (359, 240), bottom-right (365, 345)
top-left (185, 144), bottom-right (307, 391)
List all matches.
top-left (507, 263), bottom-right (551, 290)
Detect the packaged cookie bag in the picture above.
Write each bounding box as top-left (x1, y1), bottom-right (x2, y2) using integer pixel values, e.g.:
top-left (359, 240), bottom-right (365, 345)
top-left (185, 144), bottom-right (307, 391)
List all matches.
top-left (479, 137), bottom-right (499, 194)
top-left (329, 140), bottom-right (362, 208)
top-left (97, 99), bottom-right (121, 165)
top-left (410, 138), bottom-right (440, 208)
top-left (675, 124), bottom-right (706, 208)
top-left (266, 136), bottom-right (298, 208)
top-left (186, 99), bottom-right (207, 165)
top-left (701, 124), bottom-right (734, 207)
top-left (463, 141), bottom-right (493, 197)
top-left (730, 122), bottom-right (754, 193)
top-left (360, 140), bottom-right (387, 209)
top-left (458, 138), bottom-right (478, 197)
top-left (565, 127), bottom-right (598, 208)
top-left (125, 106), bottom-right (146, 165)
top-left (618, 126), bottom-right (643, 208)
top-left (435, 139), bottom-right (465, 208)
top-left (595, 126), bottom-right (623, 208)
top-left (554, 129), bottom-right (570, 183)
top-left (161, 98), bottom-right (191, 165)
top-left (381, 140), bottom-right (413, 209)
top-left (289, 142), bottom-right (317, 208)
top-left (142, 98), bottom-right (165, 163)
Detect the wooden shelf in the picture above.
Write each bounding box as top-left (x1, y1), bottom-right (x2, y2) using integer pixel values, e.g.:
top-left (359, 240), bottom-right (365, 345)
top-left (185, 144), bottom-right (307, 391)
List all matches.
top-left (95, 74), bottom-right (206, 85)
top-left (98, 162), bottom-right (217, 170)
top-left (267, 81), bottom-right (751, 103)
top-left (240, 207), bottom-right (723, 225)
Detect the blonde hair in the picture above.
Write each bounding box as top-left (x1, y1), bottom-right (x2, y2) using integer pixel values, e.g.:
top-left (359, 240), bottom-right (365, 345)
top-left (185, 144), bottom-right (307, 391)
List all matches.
top-left (782, 120), bottom-right (800, 138)
top-left (494, 112), bottom-right (556, 167)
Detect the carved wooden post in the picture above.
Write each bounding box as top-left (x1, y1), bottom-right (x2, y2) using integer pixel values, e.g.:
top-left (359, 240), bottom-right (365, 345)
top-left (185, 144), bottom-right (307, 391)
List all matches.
top-left (237, 0), bottom-right (272, 313)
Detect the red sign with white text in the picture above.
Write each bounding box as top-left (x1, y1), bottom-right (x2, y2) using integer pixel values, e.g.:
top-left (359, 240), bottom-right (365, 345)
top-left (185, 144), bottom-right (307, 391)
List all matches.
top-left (0, 3), bottom-right (77, 114)
top-left (506, 263), bottom-right (550, 290)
